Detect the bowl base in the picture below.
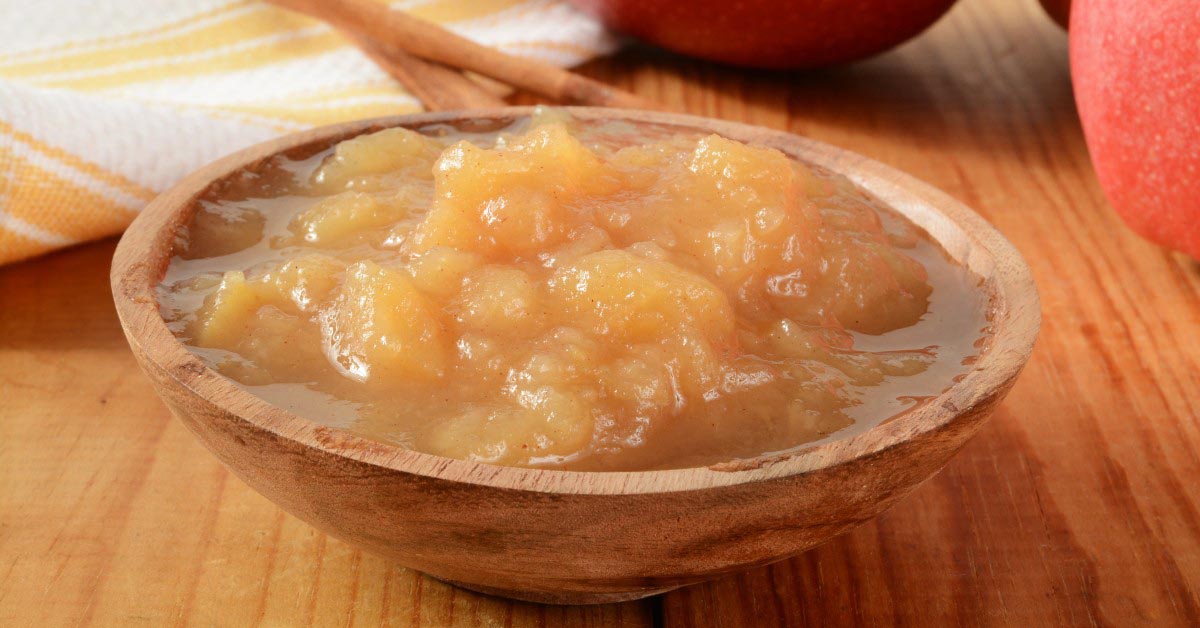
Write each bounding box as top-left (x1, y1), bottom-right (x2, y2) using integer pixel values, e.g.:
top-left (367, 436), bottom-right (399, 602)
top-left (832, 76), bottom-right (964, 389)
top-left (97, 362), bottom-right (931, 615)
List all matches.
top-left (436, 577), bottom-right (681, 605)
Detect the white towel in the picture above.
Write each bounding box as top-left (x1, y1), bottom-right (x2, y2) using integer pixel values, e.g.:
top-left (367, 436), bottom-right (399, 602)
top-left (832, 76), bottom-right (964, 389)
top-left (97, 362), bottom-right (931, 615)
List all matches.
top-left (0, 0), bottom-right (616, 265)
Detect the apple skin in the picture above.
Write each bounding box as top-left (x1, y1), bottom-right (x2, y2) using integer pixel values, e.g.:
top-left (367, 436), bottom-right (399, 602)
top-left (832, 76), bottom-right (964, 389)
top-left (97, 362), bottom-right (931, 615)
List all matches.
top-left (1071, 0), bottom-right (1200, 259)
top-left (1039, 0), bottom-right (1070, 29)
top-left (567, 0), bottom-right (959, 69)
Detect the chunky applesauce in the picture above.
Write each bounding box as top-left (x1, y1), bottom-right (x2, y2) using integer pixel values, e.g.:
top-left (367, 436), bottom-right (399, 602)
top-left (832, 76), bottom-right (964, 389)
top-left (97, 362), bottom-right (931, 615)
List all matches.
top-left (159, 109), bottom-right (990, 471)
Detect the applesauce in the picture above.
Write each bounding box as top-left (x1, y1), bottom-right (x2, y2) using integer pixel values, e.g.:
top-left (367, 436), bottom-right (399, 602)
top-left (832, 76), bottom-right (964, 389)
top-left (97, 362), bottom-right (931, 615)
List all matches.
top-left (158, 108), bottom-right (991, 471)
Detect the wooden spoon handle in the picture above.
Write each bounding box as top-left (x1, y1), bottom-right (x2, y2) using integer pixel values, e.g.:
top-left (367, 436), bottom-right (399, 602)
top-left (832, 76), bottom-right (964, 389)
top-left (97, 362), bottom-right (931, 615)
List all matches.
top-left (347, 32), bottom-right (506, 110)
top-left (266, 0), bottom-right (655, 110)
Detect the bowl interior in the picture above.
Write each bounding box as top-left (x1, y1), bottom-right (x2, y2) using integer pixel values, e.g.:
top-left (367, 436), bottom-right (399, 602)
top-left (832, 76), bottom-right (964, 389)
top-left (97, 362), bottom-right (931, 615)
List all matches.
top-left (111, 106), bottom-right (1040, 495)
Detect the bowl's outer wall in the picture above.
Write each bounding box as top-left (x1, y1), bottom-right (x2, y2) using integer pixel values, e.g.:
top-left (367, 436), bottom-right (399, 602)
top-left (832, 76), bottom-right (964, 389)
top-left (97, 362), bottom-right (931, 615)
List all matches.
top-left (124, 336), bottom-right (1010, 603)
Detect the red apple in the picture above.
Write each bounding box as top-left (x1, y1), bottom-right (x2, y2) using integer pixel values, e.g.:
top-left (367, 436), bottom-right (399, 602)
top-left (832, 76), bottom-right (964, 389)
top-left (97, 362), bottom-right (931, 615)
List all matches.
top-left (1071, 0), bottom-right (1200, 259)
top-left (568, 0), bottom-right (959, 69)
top-left (1039, 0), bottom-right (1071, 29)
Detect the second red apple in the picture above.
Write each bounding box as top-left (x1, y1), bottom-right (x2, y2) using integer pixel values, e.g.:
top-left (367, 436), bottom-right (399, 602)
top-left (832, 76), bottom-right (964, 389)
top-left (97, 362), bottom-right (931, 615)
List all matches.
top-left (1071, 0), bottom-right (1200, 259)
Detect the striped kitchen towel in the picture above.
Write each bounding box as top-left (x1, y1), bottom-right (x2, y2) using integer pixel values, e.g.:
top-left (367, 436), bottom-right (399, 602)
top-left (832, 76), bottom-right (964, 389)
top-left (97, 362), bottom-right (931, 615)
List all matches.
top-left (0, 0), bottom-right (616, 266)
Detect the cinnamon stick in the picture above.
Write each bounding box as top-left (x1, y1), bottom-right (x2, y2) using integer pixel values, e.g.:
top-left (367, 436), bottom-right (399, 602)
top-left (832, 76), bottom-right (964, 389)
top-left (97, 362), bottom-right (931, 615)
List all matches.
top-left (266, 0), bottom-right (655, 110)
top-left (347, 32), bottom-right (506, 110)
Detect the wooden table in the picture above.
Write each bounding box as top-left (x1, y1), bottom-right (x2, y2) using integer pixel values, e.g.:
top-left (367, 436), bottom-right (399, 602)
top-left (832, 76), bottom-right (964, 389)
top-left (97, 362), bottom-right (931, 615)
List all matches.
top-left (3, 0), bottom-right (1198, 625)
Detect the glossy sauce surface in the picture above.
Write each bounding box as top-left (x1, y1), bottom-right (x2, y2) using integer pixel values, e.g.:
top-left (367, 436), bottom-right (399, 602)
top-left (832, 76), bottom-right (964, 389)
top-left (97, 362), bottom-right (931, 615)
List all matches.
top-left (159, 109), bottom-right (991, 470)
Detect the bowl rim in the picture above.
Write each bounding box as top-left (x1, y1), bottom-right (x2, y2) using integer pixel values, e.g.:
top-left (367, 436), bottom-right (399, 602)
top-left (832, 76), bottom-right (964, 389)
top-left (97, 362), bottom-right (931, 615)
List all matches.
top-left (111, 106), bottom-right (1040, 495)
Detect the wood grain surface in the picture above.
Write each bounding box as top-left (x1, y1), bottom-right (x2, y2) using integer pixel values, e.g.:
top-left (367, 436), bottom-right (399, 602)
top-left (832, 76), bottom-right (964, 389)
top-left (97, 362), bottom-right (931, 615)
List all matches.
top-left (1, 0), bottom-right (1197, 625)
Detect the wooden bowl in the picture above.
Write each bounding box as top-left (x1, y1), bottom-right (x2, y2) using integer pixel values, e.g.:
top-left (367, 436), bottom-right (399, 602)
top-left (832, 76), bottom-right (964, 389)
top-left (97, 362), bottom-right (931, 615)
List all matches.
top-left (111, 107), bottom-right (1040, 605)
